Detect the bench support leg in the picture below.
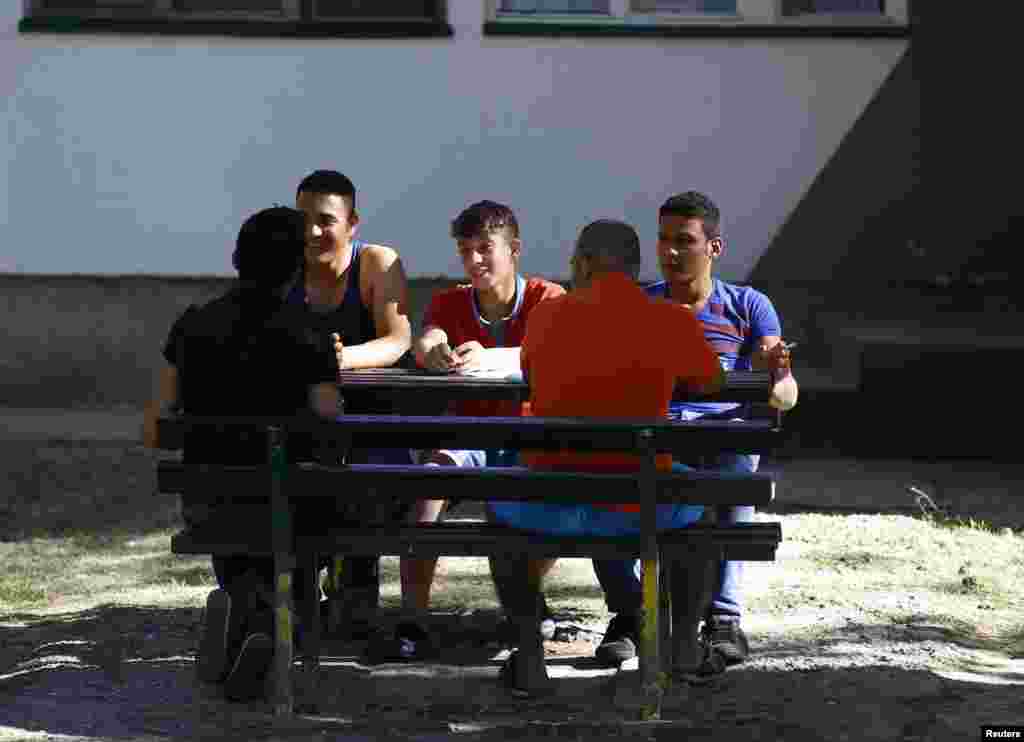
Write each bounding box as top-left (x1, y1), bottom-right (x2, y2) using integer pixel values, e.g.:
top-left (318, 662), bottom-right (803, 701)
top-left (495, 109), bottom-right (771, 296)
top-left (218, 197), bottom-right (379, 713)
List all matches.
top-left (267, 426), bottom-right (294, 715)
top-left (639, 555), bottom-right (661, 689)
top-left (636, 428), bottom-right (664, 720)
top-left (271, 555), bottom-right (294, 716)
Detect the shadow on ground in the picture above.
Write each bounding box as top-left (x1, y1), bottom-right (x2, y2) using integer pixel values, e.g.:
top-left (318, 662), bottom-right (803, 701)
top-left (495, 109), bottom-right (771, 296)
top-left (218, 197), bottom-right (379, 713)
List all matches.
top-left (2, 604), bottom-right (1022, 741)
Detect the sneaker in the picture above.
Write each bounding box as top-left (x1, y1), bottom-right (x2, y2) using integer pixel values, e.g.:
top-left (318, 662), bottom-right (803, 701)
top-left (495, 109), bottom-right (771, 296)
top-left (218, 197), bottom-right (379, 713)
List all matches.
top-left (197, 589), bottom-right (238, 683)
top-left (594, 613), bottom-right (639, 667)
top-left (224, 632), bottom-right (274, 702)
top-left (368, 621), bottom-right (438, 662)
top-left (704, 615), bottom-right (749, 666)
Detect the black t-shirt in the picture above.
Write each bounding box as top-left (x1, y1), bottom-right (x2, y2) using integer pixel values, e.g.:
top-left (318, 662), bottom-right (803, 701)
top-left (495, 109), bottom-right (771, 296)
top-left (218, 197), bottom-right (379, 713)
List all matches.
top-left (163, 287), bottom-right (338, 464)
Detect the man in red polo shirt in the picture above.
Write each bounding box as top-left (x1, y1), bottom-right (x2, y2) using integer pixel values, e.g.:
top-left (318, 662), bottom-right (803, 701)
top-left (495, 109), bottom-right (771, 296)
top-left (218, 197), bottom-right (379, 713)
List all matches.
top-left (492, 219), bottom-right (724, 696)
top-left (371, 200), bottom-right (565, 661)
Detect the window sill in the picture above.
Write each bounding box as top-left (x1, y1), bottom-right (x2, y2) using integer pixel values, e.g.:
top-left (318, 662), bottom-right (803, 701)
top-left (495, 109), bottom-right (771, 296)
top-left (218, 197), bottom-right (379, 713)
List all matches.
top-left (18, 15), bottom-right (454, 38)
top-left (485, 18), bottom-right (910, 38)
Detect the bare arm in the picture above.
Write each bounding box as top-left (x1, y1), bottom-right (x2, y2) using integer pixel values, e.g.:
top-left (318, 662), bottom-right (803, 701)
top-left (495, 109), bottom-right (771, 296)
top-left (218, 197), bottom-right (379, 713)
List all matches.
top-left (142, 364), bottom-right (180, 448)
top-left (340, 244), bottom-right (412, 369)
top-left (750, 335), bottom-right (799, 411)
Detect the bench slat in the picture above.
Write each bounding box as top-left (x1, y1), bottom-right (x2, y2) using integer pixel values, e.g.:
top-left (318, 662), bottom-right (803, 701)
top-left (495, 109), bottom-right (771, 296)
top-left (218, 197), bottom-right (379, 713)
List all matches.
top-left (158, 462), bottom-right (775, 506)
top-left (171, 522), bottom-right (782, 562)
top-left (157, 415), bottom-right (782, 454)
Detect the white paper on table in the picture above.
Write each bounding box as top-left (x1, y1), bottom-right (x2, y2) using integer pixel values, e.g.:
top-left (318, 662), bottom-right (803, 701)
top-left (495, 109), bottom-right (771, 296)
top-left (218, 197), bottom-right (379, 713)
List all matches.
top-left (456, 367), bottom-right (524, 382)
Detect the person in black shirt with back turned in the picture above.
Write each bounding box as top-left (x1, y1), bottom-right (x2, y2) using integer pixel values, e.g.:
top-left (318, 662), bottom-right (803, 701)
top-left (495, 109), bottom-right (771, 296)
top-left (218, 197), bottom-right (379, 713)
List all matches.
top-left (143, 206), bottom-right (341, 702)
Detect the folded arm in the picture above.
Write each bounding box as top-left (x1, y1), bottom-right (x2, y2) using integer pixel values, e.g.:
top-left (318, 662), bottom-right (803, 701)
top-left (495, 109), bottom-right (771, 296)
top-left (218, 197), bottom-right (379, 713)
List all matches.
top-left (339, 245), bottom-right (412, 369)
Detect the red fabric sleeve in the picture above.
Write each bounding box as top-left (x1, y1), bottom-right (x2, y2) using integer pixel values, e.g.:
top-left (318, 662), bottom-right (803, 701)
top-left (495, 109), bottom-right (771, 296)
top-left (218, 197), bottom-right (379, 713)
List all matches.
top-left (421, 290), bottom-right (448, 332)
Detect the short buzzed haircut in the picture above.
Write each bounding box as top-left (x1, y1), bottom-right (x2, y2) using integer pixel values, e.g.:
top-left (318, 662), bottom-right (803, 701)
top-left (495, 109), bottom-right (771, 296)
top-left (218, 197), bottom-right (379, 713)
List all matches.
top-left (296, 170), bottom-right (357, 212)
top-left (576, 219), bottom-right (642, 280)
top-left (451, 200), bottom-right (520, 241)
top-left (659, 191), bottom-right (721, 240)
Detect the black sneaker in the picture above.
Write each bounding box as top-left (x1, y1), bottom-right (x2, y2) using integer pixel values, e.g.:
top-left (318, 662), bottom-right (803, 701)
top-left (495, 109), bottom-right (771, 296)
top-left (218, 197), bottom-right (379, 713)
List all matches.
top-left (368, 621), bottom-right (438, 662)
top-left (224, 632), bottom-right (274, 702)
top-left (704, 615), bottom-right (749, 666)
top-left (594, 613), bottom-right (639, 667)
top-left (197, 589), bottom-right (239, 683)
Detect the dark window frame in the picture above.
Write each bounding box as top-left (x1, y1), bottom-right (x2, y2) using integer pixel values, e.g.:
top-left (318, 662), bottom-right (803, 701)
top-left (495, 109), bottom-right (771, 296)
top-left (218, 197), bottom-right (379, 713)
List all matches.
top-left (19, 0), bottom-right (452, 37)
top-left (487, 0), bottom-right (910, 38)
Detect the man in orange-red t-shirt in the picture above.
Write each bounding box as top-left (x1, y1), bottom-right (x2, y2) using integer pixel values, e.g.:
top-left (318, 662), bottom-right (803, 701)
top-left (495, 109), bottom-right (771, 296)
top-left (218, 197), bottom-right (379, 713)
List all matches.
top-left (492, 219), bottom-right (725, 696)
top-left (370, 200), bottom-right (564, 662)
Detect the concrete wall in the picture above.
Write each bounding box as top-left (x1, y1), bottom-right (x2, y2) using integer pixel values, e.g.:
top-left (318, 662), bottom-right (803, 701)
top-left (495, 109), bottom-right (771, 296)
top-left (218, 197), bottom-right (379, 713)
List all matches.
top-left (3, 3), bottom-right (906, 283)
top-left (0, 273), bottom-right (465, 408)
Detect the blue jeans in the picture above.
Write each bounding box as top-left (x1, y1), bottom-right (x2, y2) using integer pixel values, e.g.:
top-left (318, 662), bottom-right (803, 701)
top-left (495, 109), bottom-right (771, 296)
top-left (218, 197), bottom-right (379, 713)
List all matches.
top-left (487, 462), bottom-right (703, 535)
top-left (593, 453), bottom-right (758, 620)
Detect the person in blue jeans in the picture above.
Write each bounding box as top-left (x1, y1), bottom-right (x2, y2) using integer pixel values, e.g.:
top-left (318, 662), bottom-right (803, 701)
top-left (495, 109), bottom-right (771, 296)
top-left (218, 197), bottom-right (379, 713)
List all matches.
top-left (592, 191), bottom-right (799, 669)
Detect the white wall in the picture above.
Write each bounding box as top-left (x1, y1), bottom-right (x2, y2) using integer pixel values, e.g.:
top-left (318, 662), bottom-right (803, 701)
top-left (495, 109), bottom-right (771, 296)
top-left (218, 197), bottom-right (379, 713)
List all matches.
top-left (1, 2), bottom-right (906, 281)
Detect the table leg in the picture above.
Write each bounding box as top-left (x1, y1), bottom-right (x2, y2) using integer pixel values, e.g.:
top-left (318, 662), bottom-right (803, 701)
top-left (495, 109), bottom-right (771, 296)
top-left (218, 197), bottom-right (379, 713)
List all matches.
top-left (302, 551), bottom-right (321, 711)
top-left (326, 555), bottom-right (345, 636)
top-left (658, 558), bottom-right (672, 672)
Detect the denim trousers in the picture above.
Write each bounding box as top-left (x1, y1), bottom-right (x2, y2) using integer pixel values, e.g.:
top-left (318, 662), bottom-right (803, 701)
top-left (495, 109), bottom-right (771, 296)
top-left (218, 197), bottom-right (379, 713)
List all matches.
top-left (592, 453), bottom-right (759, 620)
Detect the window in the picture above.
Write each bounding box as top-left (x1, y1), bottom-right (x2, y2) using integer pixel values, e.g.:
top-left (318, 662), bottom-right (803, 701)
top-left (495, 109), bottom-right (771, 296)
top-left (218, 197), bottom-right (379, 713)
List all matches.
top-left (500, 1), bottom-right (610, 12)
top-left (631, 1), bottom-right (738, 13)
top-left (490, 0), bottom-right (909, 31)
top-left (21, 0), bottom-right (450, 35)
top-left (782, 0), bottom-right (884, 14)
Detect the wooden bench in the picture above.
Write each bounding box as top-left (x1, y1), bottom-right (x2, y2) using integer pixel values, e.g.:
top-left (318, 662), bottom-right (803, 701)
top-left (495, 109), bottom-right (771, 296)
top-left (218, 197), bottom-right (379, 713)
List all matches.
top-left (155, 375), bottom-right (784, 715)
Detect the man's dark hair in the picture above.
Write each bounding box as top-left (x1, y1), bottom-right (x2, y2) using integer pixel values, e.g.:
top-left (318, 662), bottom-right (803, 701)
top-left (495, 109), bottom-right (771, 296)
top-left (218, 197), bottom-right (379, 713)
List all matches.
top-left (659, 191), bottom-right (722, 240)
top-left (296, 169), bottom-right (357, 212)
top-left (451, 200), bottom-right (520, 241)
top-left (576, 219), bottom-right (642, 280)
top-left (232, 206), bottom-right (306, 292)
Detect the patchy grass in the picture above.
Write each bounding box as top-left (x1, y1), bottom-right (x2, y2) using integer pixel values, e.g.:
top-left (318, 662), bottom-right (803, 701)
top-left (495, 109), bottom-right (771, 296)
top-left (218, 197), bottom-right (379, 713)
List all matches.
top-left (749, 513), bottom-right (1024, 653)
top-left (2, 505), bottom-right (1022, 660)
top-left (0, 530), bottom-right (212, 614)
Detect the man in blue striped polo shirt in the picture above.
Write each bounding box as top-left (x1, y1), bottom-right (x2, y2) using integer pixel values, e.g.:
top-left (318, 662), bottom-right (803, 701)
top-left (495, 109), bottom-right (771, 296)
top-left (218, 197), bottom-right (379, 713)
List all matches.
top-left (592, 191), bottom-right (798, 672)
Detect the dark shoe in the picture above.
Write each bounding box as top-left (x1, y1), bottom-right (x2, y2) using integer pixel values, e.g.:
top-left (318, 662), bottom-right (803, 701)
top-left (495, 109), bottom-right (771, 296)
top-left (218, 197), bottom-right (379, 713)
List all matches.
top-left (197, 589), bottom-right (238, 683)
top-left (224, 632), bottom-right (274, 702)
top-left (704, 615), bottom-right (749, 666)
top-left (499, 649), bottom-right (554, 699)
top-left (594, 613), bottom-right (639, 667)
top-left (368, 621), bottom-right (438, 662)
top-left (672, 637), bottom-right (726, 685)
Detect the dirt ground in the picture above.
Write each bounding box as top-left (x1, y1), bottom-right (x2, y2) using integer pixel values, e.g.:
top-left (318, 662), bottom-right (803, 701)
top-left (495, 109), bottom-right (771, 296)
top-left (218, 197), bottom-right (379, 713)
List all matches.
top-left (1, 596), bottom-right (1022, 742)
top-left (2, 422), bottom-right (1023, 740)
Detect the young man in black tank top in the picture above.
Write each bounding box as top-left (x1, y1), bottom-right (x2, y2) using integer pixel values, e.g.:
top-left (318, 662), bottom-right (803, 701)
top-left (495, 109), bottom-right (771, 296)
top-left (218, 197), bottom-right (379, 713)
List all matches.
top-left (293, 170), bottom-right (411, 368)
top-left (292, 170), bottom-right (415, 633)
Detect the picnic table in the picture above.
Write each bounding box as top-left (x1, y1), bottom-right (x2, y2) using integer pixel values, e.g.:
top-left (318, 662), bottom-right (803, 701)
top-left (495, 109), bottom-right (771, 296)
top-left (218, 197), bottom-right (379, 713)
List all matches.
top-left (157, 368), bottom-right (784, 715)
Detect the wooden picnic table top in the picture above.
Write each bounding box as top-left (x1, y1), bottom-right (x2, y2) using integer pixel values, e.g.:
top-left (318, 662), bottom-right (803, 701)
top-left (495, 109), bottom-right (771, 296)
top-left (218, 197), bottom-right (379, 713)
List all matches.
top-left (337, 367), bottom-right (773, 403)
